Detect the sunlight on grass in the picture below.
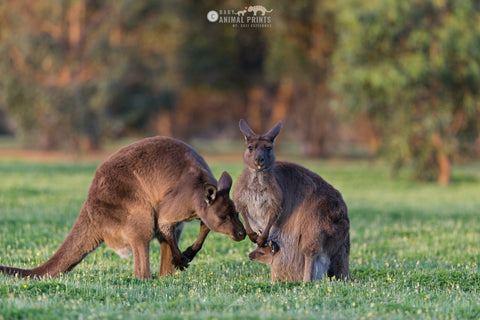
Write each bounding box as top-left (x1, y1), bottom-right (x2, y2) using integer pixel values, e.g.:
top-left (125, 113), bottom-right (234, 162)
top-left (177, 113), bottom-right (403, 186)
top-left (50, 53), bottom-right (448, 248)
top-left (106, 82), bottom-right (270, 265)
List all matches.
top-left (0, 159), bottom-right (479, 319)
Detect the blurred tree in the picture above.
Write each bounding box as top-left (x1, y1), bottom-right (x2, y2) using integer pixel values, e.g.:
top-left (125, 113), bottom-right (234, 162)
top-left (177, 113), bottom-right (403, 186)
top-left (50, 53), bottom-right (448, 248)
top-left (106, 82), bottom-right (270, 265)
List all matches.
top-left (334, 0), bottom-right (480, 185)
top-left (0, 108), bottom-right (13, 135)
top-left (178, 0), bottom-right (268, 136)
top-left (104, 0), bottom-right (182, 138)
top-left (0, 0), bottom-right (181, 151)
top-left (265, 0), bottom-right (338, 156)
top-left (173, 0), bottom-right (245, 138)
top-left (0, 0), bottom-right (117, 150)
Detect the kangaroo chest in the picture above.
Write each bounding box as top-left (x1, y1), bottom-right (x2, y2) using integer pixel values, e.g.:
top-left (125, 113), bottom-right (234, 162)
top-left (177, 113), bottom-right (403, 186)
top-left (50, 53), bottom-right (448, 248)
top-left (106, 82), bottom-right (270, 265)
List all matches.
top-left (242, 174), bottom-right (280, 233)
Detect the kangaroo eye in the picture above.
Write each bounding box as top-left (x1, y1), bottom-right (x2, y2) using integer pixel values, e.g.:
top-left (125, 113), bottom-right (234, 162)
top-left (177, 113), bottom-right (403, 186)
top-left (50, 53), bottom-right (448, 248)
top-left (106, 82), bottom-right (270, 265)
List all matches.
top-left (220, 216), bottom-right (228, 221)
top-left (265, 146), bottom-right (272, 151)
top-left (248, 146), bottom-right (253, 152)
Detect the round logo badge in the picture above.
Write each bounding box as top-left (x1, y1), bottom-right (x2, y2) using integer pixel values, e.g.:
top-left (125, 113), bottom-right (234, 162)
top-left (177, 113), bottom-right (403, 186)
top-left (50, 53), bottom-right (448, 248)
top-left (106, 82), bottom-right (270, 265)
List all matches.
top-left (207, 10), bottom-right (219, 23)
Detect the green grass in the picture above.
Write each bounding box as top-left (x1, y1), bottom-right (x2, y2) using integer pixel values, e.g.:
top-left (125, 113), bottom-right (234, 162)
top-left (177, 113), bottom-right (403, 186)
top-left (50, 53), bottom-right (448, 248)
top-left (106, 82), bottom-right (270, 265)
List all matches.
top-left (0, 158), bottom-right (479, 319)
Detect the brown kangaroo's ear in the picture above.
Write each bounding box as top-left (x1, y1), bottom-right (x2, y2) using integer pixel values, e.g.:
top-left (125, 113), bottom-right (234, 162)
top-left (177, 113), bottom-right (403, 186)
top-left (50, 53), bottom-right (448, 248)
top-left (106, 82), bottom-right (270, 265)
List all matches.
top-left (239, 119), bottom-right (255, 142)
top-left (265, 121), bottom-right (282, 142)
top-left (268, 240), bottom-right (280, 254)
top-left (217, 171), bottom-right (232, 194)
top-left (204, 184), bottom-right (217, 205)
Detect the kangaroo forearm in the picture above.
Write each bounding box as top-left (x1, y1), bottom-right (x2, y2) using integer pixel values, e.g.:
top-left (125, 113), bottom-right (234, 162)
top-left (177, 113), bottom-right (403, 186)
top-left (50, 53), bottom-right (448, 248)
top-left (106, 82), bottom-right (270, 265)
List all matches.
top-left (256, 211), bottom-right (278, 246)
top-left (160, 224), bottom-right (189, 269)
top-left (237, 208), bottom-right (258, 242)
top-left (183, 223), bottom-right (210, 261)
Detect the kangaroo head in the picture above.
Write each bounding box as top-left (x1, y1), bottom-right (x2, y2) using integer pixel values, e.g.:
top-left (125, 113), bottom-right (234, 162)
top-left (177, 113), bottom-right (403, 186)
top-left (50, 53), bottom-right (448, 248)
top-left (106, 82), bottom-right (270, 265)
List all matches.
top-left (239, 119), bottom-right (282, 172)
top-left (200, 171), bottom-right (246, 241)
top-left (248, 240), bottom-right (280, 264)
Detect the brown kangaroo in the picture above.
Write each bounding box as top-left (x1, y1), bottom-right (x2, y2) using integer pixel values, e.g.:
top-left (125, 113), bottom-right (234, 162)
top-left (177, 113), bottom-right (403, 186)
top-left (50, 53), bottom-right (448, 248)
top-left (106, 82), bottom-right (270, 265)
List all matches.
top-left (0, 136), bottom-right (246, 279)
top-left (233, 120), bottom-right (350, 282)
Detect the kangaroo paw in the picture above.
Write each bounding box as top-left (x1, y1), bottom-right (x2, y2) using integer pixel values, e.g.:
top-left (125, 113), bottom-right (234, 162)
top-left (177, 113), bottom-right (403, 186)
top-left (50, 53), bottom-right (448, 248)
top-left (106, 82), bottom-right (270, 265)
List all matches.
top-left (172, 254), bottom-right (190, 271)
top-left (247, 232), bottom-right (259, 243)
top-left (182, 246), bottom-right (198, 261)
top-left (256, 235), bottom-right (268, 247)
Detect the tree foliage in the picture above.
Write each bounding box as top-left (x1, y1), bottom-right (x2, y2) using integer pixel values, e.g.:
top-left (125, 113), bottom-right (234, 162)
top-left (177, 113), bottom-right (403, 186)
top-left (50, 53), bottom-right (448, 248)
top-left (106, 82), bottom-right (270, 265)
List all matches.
top-left (0, 0), bottom-right (180, 150)
top-left (0, 0), bottom-right (479, 184)
top-left (334, 0), bottom-right (480, 184)
top-left (264, 0), bottom-right (338, 156)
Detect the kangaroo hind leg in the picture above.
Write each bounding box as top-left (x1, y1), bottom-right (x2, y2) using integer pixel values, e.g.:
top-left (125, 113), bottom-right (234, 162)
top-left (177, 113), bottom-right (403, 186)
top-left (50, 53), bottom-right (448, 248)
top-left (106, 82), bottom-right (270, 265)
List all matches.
top-left (157, 222), bottom-right (185, 276)
top-left (161, 223), bottom-right (189, 270)
top-left (159, 242), bottom-right (175, 276)
top-left (123, 212), bottom-right (155, 279)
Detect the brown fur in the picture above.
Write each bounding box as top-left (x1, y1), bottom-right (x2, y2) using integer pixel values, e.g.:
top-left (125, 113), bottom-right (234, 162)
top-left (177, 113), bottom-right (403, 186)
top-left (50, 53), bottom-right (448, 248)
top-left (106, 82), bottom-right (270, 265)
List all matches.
top-left (233, 120), bottom-right (350, 282)
top-left (248, 241), bottom-right (304, 282)
top-left (0, 137), bottom-right (246, 279)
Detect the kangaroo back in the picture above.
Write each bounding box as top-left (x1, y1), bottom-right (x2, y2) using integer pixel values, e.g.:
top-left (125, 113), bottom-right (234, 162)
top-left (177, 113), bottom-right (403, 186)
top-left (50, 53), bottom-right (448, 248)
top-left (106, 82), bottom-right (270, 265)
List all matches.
top-left (0, 205), bottom-right (102, 278)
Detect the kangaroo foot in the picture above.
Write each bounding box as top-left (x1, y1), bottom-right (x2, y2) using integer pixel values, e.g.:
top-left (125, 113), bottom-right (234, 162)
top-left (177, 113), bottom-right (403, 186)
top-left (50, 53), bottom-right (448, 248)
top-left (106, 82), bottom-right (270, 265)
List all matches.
top-left (172, 254), bottom-right (190, 271)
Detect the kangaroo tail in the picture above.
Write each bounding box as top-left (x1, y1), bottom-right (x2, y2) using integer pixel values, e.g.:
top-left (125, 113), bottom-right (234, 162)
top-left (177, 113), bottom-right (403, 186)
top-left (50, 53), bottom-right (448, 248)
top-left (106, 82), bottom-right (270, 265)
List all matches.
top-left (0, 204), bottom-right (103, 279)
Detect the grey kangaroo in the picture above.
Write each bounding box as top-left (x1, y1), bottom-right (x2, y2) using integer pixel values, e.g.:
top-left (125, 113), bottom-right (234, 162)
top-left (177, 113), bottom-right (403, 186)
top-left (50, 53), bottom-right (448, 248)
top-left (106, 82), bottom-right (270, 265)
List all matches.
top-left (0, 137), bottom-right (246, 279)
top-left (233, 120), bottom-right (350, 282)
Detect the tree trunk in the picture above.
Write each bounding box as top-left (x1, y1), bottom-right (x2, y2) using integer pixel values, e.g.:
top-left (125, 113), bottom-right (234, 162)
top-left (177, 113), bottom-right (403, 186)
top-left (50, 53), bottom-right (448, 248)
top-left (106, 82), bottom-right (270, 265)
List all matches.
top-left (246, 87), bottom-right (264, 133)
top-left (359, 112), bottom-right (381, 154)
top-left (432, 132), bottom-right (451, 186)
top-left (269, 78), bottom-right (293, 128)
top-left (156, 110), bottom-right (173, 137)
top-left (437, 152), bottom-right (451, 186)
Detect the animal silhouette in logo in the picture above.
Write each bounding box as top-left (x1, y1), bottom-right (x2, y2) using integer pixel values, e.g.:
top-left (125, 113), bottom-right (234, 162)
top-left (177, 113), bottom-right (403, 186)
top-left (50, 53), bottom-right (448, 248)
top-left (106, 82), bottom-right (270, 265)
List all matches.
top-left (247, 5), bottom-right (273, 16)
top-left (236, 9), bottom-right (247, 16)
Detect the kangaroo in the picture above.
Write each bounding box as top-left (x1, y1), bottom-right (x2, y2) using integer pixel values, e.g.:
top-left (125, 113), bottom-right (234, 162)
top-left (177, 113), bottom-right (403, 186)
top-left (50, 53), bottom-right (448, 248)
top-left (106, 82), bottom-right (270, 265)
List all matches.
top-left (247, 5), bottom-right (273, 16)
top-left (233, 120), bottom-right (350, 282)
top-left (0, 136), bottom-right (246, 279)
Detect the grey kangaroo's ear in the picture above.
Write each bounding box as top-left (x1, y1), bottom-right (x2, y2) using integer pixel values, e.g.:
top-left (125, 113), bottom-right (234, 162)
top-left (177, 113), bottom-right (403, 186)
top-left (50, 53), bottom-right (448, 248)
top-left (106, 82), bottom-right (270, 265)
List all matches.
top-left (204, 184), bottom-right (217, 205)
top-left (239, 119), bottom-right (255, 142)
top-left (265, 121), bottom-right (282, 142)
top-left (217, 171), bottom-right (233, 193)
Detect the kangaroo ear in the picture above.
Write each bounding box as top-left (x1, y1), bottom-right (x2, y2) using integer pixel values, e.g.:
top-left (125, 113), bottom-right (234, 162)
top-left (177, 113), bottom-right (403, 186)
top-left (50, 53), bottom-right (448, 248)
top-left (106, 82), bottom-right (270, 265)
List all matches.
top-left (265, 121), bottom-right (282, 142)
top-left (204, 184), bottom-right (217, 205)
top-left (268, 240), bottom-right (280, 254)
top-left (239, 119), bottom-right (255, 142)
top-left (217, 171), bottom-right (232, 194)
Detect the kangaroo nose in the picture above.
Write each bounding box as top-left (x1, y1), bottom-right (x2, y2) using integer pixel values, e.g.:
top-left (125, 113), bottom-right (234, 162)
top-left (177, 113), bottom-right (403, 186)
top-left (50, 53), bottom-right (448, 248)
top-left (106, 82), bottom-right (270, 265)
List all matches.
top-left (248, 252), bottom-right (255, 261)
top-left (237, 229), bottom-right (246, 240)
top-left (255, 156), bottom-right (264, 166)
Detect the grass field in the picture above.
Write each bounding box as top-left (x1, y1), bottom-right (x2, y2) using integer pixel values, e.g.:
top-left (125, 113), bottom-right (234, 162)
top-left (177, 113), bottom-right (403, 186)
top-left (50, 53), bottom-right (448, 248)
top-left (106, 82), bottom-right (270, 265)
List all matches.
top-left (0, 157), bottom-right (479, 319)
